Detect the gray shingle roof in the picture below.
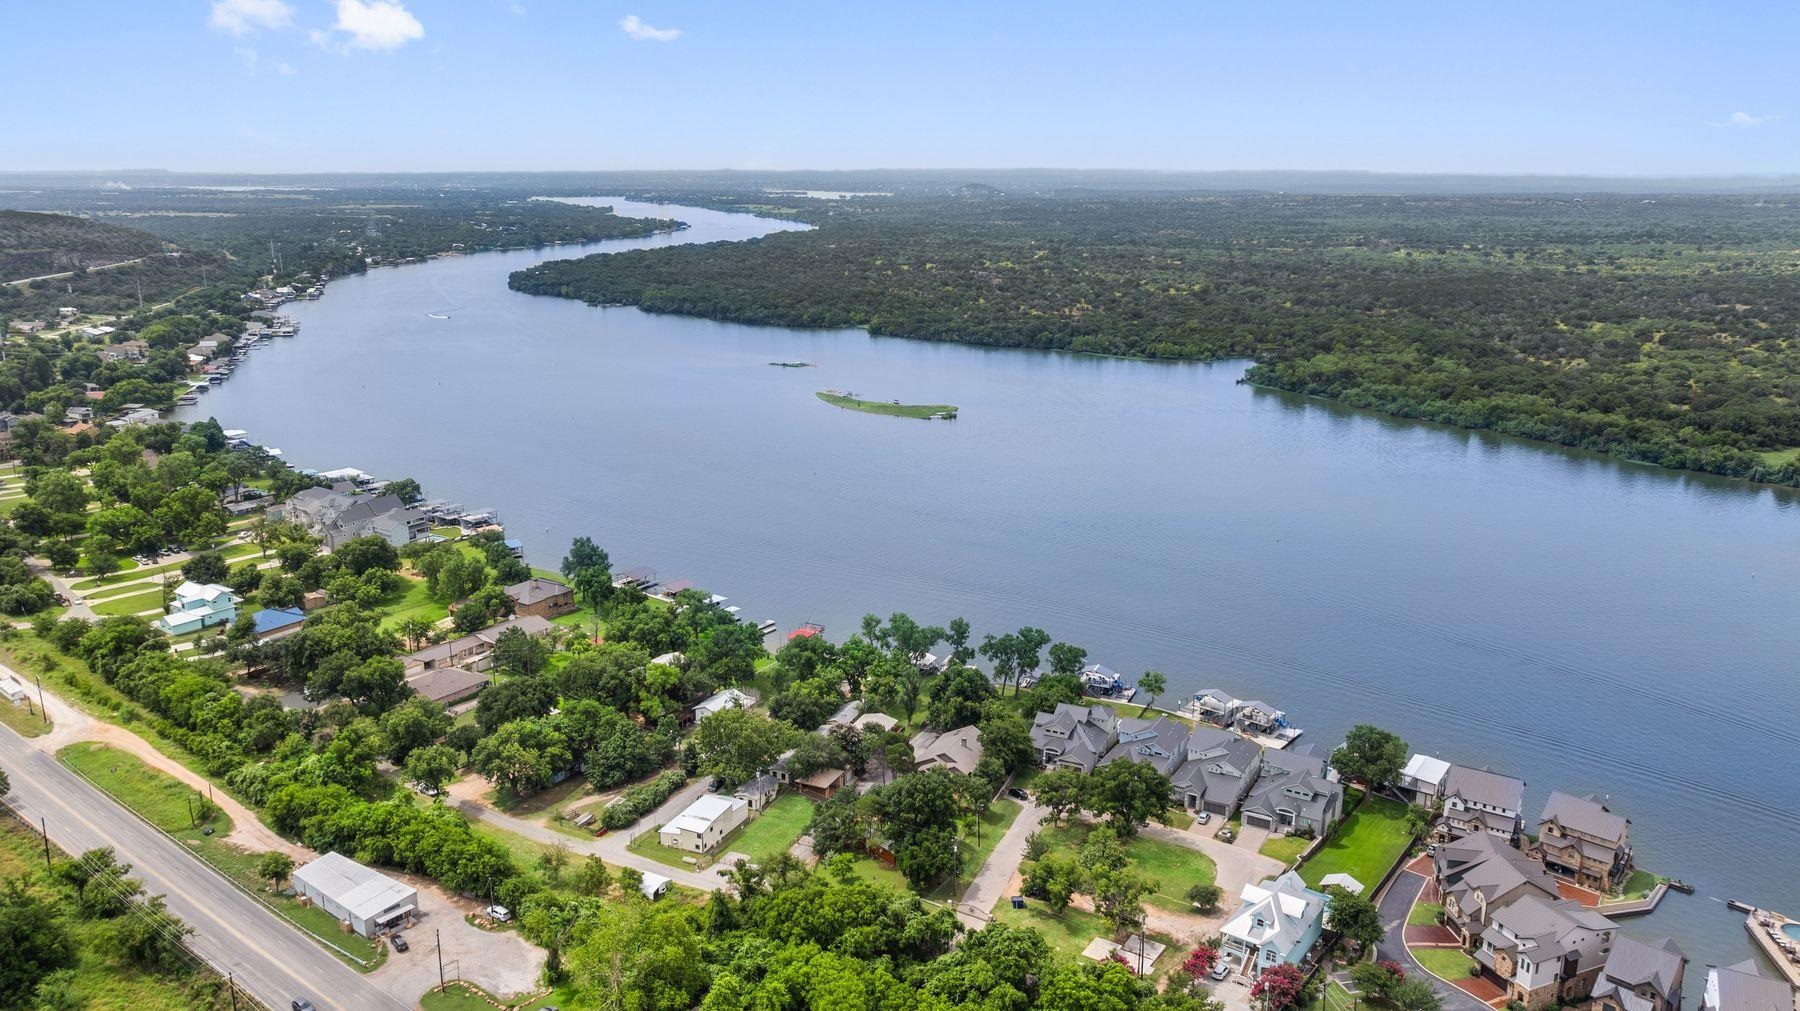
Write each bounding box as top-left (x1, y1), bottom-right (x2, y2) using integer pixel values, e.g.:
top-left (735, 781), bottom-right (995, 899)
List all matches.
top-left (1445, 764), bottom-right (1525, 813)
top-left (1540, 791), bottom-right (1628, 843)
top-left (1595, 936), bottom-right (1685, 1001)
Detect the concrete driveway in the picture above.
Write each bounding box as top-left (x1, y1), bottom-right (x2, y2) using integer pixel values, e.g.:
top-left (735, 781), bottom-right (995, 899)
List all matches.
top-left (1139, 820), bottom-right (1284, 899)
top-left (958, 801), bottom-right (1045, 927)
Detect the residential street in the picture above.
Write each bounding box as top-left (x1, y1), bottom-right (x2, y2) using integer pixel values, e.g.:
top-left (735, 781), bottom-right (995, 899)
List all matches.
top-left (0, 724), bottom-right (410, 1011)
top-left (1376, 866), bottom-right (1491, 1011)
top-left (957, 800), bottom-right (1045, 926)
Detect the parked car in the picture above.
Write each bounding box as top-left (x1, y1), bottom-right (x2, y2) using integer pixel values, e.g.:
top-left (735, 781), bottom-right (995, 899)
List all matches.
top-left (292, 1000), bottom-right (318, 1011)
top-left (484, 904), bottom-right (512, 922)
top-left (1209, 961), bottom-right (1230, 981)
top-left (390, 933), bottom-right (409, 952)
top-left (1006, 787), bottom-right (1029, 801)
top-left (1195, 811), bottom-right (1212, 825)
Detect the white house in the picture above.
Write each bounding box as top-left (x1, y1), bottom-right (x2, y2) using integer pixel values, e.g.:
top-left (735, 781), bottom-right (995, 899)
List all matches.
top-left (155, 582), bottom-right (240, 635)
top-left (1399, 753), bottom-right (1452, 807)
top-left (290, 852), bottom-right (417, 938)
top-left (1220, 871), bottom-right (1330, 977)
top-left (659, 794), bottom-right (750, 854)
top-left (692, 688), bottom-right (752, 723)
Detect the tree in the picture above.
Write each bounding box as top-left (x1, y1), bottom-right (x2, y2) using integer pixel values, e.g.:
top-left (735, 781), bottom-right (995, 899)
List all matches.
top-left (153, 483), bottom-right (226, 546)
top-left (1181, 944), bottom-right (1220, 980)
top-left (1349, 961), bottom-right (1406, 1001)
top-left (0, 879), bottom-right (74, 1007)
top-left (1187, 882), bottom-right (1223, 911)
top-left (1047, 642), bottom-right (1088, 677)
top-left (1250, 963), bottom-right (1307, 1011)
top-left (925, 664), bottom-right (993, 730)
top-left (538, 844), bottom-right (571, 884)
top-left (1021, 849), bottom-right (1086, 912)
top-left (1326, 888), bottom-right (1384, 951)
top-left (946, 617), bottom-right (972, 663)
top-left (1085, 759), bottom-right (1173, 835)
top-left (114, 895), bottom-right (191, 971)
top-left (180, 551), bottom-right (229, 584)
top-left (404, 744), bottom-right (462, 793)
top-left (693, 708), bottom-right (792, 788)
top-left (894, 825), bottom-right (960, 889)
top-left (571, 855), bottom-right (613, 896)
top-left (1137, 670), bottom-right (1168, 714)
top-left (1390, 978), bottom-right (1445, 1011)
top-left (258, 851), bottom-right (295, 891)
top-left (1033, 768), bottom-right (1088, 823)
top-left (471, 718), bottom-right (572, 798)
top-left (977, 712), bottom-right (1034, 774)
top-left (379, 697), bottom-right (450, 762)
top-left (1335, 724), bottom-right (1408, 790)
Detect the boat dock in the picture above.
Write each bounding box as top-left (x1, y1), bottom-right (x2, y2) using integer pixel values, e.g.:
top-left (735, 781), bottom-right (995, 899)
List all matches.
top-left (1742, 906), bottom-right (1800, 989)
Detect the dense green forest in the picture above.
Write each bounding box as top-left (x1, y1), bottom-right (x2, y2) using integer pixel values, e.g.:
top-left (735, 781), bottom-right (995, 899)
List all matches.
top-left (512, 192), bottom-right (1800, 485)
top-left (0, 190), bottom-right (677, 319)
top-left (0, 211), bottom-right (166, 283)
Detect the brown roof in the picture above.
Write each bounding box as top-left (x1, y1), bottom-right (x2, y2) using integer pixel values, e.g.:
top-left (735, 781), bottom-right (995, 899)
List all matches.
top-left (504, 577), bottom-right (572, 606)
top-left (404, 666), bottom-right (489, 705)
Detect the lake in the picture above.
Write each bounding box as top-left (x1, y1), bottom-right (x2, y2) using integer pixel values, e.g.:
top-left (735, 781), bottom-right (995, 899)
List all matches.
top-left (182, 198), bottom-right (1800, 980)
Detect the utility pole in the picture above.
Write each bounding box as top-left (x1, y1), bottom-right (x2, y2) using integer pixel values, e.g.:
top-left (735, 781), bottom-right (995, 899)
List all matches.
top-left (227, 973), bottom-right (239, 1010)
top-left (34, 675), bottom-right (46, 725)
top-left (185, 795), bottom-right (195, 829)
top-left (39, 817), bottom-right (50, 869)
top-left (436, 929), bottom-right (445, 992)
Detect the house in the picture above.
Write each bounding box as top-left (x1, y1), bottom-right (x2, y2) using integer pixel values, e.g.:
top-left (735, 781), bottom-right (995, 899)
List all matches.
top-left (399, 615), bottom-right (553, 674)
top-left (692, 688), bottom-right (753, 723)
top-left (155, 582), bottom-right (240, 635)
top-left (1029, 703), bottom-right (1119, 773)
top-left (1434, 831), bottom-right (1561, 944)
top-left (659, 794), bottom-right (749, 853)
top-left (8, 320), bottom-right (46, 334)
top-left (1701, 960), bottom-right (1794, 1011)
top-left (1589, 936), bottom-right (1686, 1011)
top-left (107, 407), bottom-right (162, 428)
top-left (1399, 753), bottom-right (1453, 808)
top-left (1533, 792), bottom-right (1632, 891)
top-left (503, 577), bottom-right (576, 618)
top-left (290, 852), bottom-right (417, 938)
top-left (366, 506), bottom-right (430, 548)
top-left (854, 712), bottom-right (899, 734)
top-left (1440, 765), bottom-right (1526, 844)
top-left (1098, 715), bottom-right (1191, 776)
top-left (771, 751), bottom-right (849, 800)
top-left (1472, 894), bottom-right (1616, 1010)
top-left (1171, 726), bottom-right (1265, 816)
top-left (300, 590), bottom-right (329, 612)
top-left (404, 666), bottom-right (490, 707)
top-left (1232, 699), bottom-right (1286, 736)
top-left (1238, 748), bottom-right (1342, 837)
top-left (1219, 871), bottom-right (1330, 977)
top-left (734, 774), bottom-right (779, 812)
top-left (911, 725), bottom-right (984, 775)
top-left (1188, 688), bottom-right (1243, 725)
top-left (249, 606), bottom-right (306, 641)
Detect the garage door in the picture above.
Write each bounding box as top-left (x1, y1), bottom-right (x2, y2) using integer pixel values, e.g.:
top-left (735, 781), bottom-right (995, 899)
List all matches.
top-left (1243, 812), bottom-right (1273, 829)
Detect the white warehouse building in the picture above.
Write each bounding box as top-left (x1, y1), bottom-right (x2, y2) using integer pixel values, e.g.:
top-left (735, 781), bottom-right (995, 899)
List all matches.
top-left (291, 851), bottom-right (417, 938)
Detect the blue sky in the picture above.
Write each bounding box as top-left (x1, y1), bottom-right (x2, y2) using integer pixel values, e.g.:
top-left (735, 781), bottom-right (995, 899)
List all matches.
top-left (3, 0), bottom-right (1795, 174)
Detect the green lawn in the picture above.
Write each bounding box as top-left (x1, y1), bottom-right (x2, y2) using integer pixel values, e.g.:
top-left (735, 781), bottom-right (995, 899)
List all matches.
top-left (0, 697), bottom-right (50, 737)
top-left (91, 588), bottom-right (167, 616)
top-left (846, 798), bottom-right (1024, 901)
top-left (1410, 946), bottom-right (1478, 980)
top-left (377, 576), bottom-right (451, 630)
top-left (1408, 900), bottom-right (1444, 926)
top-left (419, 982), bottom-right (571, 1010)
top-left (719, 794), bottom-right (815, 864)
top-left (58, 742), bottom-right (386, 967)
top-left (628, 827), bottom-right (708, 870)
top-left (991, 902), bottom-right (1115, 960)
top-left (1299, 795), bottom-right (1415, 890)
top-left (1032, 820), bottom-right (1216, 913)
top-left (815, 391), bottom-right (958, 419)
top-left (1260, 833), bottom-right (1311, 866)
top-left (71, 542), bottom-right (262, 590)
top-left (1613, 868), bottom-right (1665, 900)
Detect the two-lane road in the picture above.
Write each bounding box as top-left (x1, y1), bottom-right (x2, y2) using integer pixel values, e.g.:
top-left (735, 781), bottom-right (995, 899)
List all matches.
top-left (0, 730), bottom-right (410, 1011)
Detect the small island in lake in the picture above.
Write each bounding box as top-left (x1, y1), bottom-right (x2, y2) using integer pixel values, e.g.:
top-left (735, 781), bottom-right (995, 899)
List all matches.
top-left (768, 361), bottom-right (814, 368)
top-left (816, 390), bottom-right (958, 420)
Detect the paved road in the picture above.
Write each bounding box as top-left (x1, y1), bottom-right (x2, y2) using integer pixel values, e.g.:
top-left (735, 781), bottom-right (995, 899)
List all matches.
top-left (958, 801), bottom-right (1044, 926)
top-left (0, 729), bottom-right (410, 1011)
top-left (1376, 868), bottom-right (1489, 1011)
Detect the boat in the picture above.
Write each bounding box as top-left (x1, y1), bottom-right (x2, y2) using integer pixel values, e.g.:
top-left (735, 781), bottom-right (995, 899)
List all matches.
top-left (756, 619), bottom-right (778, 635)
top-left (1078, 663), bottom-right (1136, 701)
top-left (1727, 899), bottom-right (1756, 913)
top-left (1666, 879), bottom-right (1694, 894)
top-left (176, 395), bottom-right (198, 406)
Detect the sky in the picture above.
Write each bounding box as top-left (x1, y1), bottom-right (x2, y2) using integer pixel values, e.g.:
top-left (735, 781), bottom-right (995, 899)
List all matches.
top-left (3, 0), bottom-right (1796, 175)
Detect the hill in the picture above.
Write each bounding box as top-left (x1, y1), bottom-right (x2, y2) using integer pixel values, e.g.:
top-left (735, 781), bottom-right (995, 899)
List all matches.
top-left (0, 210), bottom-right (165, 283)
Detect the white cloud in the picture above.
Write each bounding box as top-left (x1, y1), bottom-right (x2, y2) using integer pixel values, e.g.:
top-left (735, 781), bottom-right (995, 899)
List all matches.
top-left (619, 14), bottom-right (681, 41)
top-left (314, 0), bottom-right (425, 51)
top-left (209, 0), bottom-right (294, 36)
top-left (1715, 110), bottom-right (1778, 128)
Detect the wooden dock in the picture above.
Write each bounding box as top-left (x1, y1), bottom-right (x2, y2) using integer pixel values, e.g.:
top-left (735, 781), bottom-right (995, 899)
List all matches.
top-left (1741, 907), bottom-right (1800, 991)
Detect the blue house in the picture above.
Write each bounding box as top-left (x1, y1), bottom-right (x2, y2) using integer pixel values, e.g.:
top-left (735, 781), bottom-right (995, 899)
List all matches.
top-left (1219, 871), bottom-right (1330, 977)
top-left (155, 582), bottom-right (240, 636)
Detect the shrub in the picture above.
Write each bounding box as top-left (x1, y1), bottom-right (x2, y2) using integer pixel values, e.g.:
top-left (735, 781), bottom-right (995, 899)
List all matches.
top-left (601, 769), bottom-right (687, 830)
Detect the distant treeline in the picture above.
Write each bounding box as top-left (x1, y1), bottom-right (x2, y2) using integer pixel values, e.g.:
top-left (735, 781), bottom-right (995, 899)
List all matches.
top-left (510, 192), bottom-right (1800, 486)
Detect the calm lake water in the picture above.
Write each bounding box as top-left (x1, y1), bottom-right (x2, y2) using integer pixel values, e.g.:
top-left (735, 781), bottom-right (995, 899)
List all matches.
top-left (183, 199), bottom-right (1800, 980)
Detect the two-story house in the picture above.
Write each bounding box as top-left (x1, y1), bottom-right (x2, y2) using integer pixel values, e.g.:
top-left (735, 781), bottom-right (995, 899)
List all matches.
top-left (1097, 715), bottom-right (1190, 775)
top-left (1434, 831), bottom-right (1560, 944)
top-left (1473, 895), bottom-right (1616, 1010)
top-left (1440, 765), bottom-right (1526, 844)
top-left (1029, 703), bottom-right (1119, 773)
top-left (1399, 753), bottom-right (1453, 808)
top-left (1589, 936), bottom-right (1686, 1011)
top-left (1238, 747), bottom-right (1343, 837)
top-left (1700, 960), bottom-right (1794, 1011)
top-left (155, 581), bottom-right (240, 635)
top-left (1171, 726), bottom-right (1265, 817)
top-left (1219, 871), bottom-right (1330, 977)
top-left (1534, 791), bottom-right (1632, 891)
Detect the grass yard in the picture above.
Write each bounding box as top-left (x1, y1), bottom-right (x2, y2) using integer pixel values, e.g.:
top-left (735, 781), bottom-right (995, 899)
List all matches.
top-left (376, 576), bottom-right (451, 630)
top-left (847, 798), bottom-right (1024, 901)
top-left (628, 827), bottom-right (708, 870)
top-left (1409, 900), bottom-right (1445, 926)
top-left (0, 815), bottom-right (225, 1010)
top-left (0, 697), bottom-right (50, 736)
top-left (1260, 833), bottom-right (1311, 866)
top-left (719, 794), bottom-right (815, 864)
top-left (1410, 946), bottom-right (1478, 980)
top-left (91, 588), bottom-right (167, 616)
top-left (1320, 980), bottom-right (1358, 1011)
top-left (1032, 820), bottom-right (1216, 913)
top-left (1613, 868), bottom-right (1665, 900)
top-left (1299, 795), bottom-right (1415, 890)
top-left (991, 902), bottom-right (1114, 960)
top-left (58, 742), bottom-right (386, 967)
top-left (419, 981), bottom-right (571, 1010)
